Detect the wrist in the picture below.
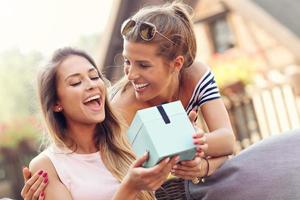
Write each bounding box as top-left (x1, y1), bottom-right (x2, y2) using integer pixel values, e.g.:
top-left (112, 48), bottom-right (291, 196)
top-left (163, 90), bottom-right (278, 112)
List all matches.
top-left (200, 157), bottom-right (209, 177)
top-left (114, 176), bottom-right (139, 200)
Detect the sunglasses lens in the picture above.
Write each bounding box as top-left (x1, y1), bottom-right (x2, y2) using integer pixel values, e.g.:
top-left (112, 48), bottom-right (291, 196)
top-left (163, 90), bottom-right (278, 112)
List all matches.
top-left (121, 20), bottom-right (136, 36)
top-left (139, 23), bottom-right (156, 41)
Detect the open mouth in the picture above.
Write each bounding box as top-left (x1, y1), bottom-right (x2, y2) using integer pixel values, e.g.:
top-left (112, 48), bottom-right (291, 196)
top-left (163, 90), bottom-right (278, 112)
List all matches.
top-left (83, 94), bottom-right (102, 111)
top-left (133, 83), bottom-right (150, 91)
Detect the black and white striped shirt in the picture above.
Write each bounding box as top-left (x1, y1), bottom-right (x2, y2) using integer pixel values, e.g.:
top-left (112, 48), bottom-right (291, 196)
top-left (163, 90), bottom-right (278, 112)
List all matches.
top-left (186, 70), bottom-right (220, 114)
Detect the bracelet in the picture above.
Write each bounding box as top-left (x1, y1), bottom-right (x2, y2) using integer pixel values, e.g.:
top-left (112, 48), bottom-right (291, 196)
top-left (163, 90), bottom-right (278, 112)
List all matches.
top-left (200, 157), bottom-right (209, 183)
top-left (191, 157), bottom-right (210, 184)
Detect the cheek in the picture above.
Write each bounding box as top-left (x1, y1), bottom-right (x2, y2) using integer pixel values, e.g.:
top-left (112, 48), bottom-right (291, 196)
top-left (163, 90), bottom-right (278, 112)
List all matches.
top-left (124, 65), bottom-right (129, 75)
top-left (59, 88), bottom-right (81, 107)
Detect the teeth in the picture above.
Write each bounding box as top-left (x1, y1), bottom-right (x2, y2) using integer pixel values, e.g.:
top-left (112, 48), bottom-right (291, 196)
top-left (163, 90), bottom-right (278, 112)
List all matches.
top-left (84, 95), bottom-right (100, 103)
top-left (135, 83), bottom-right (149, 89)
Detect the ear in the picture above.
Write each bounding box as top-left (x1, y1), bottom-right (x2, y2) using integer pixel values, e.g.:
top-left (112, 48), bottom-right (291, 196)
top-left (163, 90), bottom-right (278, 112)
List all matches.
top-left (171, 55), bottom-right (184, 73)
top-left (53, 103), bottom-right (63, 112)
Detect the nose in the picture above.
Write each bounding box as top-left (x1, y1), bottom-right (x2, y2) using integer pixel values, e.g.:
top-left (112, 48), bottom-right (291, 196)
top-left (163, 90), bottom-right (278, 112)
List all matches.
top-left (85, 78), bottom-right (97, 90)
top-left (125, 64), bottom-right (139, 81)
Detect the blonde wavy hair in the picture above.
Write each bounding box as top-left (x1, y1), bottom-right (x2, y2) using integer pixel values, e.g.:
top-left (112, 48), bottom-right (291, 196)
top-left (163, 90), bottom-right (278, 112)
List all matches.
top-left (37, 47), bottom-right (154, 200)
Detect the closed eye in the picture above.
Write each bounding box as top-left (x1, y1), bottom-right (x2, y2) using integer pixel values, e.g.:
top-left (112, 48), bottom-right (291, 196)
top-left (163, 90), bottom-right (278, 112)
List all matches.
top-left (91, 76), bottom-right (100, 80)
top-left (139, 63), bottom-right (151, 68)
top-left (70, 82), bottom-right (81, 86)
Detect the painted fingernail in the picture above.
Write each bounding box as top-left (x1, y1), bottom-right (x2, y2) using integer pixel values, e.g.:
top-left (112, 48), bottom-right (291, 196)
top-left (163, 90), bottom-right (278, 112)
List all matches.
top-left (38, 170), bottom-right (43, 175)
top-left (41, 191), bottom-right (45, 197)
top-left (42, 172), bottom-right (47, 177)
top-left (43, 178), bottom-right (48, 183)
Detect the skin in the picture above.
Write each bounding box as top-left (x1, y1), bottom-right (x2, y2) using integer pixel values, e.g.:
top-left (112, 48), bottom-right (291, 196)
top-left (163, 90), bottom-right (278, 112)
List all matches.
top-left (111, 41), bottom-right (235, 180)
top-left (23, 55), bottom-right (178, 200)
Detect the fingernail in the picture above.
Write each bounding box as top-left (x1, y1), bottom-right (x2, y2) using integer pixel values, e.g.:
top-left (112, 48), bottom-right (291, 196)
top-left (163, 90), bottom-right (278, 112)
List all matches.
top-left (41, 191), bottom-right (45, 197)
top-left (38, 170), bottom-right (43, 175)
top-left (43, 178), bottom-right (48, 183)
top-left (42, 172), bottom-right (47, 177)
top-left (173, 165), bottom-right (177, 169)
top-left (165, 157), bottom-right (170, 163)
top-left (181, 161), bottom-right (186, 164)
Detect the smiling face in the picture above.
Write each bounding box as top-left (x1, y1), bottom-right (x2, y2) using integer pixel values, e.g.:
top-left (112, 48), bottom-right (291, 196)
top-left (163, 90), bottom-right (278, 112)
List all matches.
top-left (55, 55), bottom-right (106, 126)
top-left (123, 40), bottom-right (179, 104)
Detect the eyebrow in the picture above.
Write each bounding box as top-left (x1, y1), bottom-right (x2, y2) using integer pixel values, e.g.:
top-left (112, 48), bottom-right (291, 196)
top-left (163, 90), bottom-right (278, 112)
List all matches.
top-left (64, 68), bottom-right (98, 81)
top-left (123, 55), bottom-right (152, 64)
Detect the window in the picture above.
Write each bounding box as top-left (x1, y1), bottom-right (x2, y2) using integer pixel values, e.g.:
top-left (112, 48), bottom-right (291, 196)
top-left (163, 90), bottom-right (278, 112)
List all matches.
top-left (209, 16), bottom-right (235, 53)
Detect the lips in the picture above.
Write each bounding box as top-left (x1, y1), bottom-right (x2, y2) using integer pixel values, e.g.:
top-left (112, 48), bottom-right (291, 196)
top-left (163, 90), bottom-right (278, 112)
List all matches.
top-left (133, 82), bottom-right (150, 92)
top-left (83, 94), bottom-right (102, 111)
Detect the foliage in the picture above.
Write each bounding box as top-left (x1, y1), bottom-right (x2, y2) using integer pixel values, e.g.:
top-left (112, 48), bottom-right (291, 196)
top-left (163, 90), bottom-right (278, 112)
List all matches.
top-left (0, 49), bottom-right (44, 123)
top-left (209, 50), bottom-right (260, 89)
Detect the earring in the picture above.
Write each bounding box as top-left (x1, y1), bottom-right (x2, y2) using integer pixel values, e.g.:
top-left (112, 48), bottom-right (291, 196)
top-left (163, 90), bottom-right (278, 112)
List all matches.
top-left (58, 107), bottom-right (63, 112)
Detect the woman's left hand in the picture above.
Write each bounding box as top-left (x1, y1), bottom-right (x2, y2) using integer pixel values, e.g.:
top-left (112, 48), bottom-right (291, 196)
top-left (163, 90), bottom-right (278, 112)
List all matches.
top-left (171, 156), bottom-right (206, 180)
top-left (193, 131), bottom-right (208, 157)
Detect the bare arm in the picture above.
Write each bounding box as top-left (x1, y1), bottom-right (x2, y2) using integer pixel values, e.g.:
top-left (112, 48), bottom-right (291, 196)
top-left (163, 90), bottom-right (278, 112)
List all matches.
top-left (29, 154), bottom-right (72, 200)
top-left (200, 98), bottom-right (235, 157)
top-left (172, 108), bottom-right (232, 180)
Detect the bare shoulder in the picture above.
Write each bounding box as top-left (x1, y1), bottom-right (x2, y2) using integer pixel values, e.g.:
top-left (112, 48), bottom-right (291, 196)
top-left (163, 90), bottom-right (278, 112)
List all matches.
top-left (29, 152), bottom-right (59, 182)
top-left (183, 61), bottom-right (210, 86)
top-left (29, 151), bottom-right (72, 199)
top-left (182, 61), bottom-right (210, 92)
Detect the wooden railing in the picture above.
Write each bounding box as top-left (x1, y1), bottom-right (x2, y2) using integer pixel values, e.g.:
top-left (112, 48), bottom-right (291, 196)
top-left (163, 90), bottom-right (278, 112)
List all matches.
top-left (229, 84), bottom-right (300, 151)
top-left (197, 83), bottom-right (300, 152)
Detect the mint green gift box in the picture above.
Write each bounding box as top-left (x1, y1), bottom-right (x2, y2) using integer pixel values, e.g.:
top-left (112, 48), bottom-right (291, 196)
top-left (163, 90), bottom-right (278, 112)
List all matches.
top-left (127, 101), bottom-right (196, 168)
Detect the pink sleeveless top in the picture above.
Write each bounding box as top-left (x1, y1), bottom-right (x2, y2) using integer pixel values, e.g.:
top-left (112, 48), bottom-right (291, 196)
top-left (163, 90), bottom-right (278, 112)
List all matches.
top-left (43, 145), bottom-right (120, 200)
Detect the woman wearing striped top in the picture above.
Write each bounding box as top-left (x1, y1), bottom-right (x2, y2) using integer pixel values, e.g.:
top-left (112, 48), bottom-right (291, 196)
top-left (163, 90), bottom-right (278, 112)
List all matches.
top-left (111, 1), bottom-right (235, 183)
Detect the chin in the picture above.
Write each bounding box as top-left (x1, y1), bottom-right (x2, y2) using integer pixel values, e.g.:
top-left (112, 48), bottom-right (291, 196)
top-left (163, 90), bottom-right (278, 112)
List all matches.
top-left (95, 113), bottom-right (106, 123)
top-left (86, 113), bottom-right (105, 124)
top-left (135, 92), bottom-right (149, 102)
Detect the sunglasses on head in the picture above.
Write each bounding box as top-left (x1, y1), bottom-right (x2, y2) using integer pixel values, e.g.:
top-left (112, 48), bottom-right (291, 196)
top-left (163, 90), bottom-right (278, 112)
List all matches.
top-left (121, 19), bottom-right (176, 45)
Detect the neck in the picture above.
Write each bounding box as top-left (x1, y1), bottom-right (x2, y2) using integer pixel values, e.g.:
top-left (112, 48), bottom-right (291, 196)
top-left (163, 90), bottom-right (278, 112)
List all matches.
top-left (66, 121), bottom-right (98, 154)
top-left (147, 74), bottom-right (181, 106)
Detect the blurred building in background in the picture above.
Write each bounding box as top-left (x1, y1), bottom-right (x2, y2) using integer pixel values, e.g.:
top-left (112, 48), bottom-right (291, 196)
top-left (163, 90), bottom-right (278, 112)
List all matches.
top-left (99, 0), bottom-right (300, 150)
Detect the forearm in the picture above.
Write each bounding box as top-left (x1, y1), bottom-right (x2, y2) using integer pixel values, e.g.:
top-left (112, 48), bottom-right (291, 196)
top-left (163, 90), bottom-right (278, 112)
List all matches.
top-left (113, 179), bottom-right (139, 200)
top-left (201, 155), bottom-right (228, 177)
top-left (206, 128), bottom-right (235, 157)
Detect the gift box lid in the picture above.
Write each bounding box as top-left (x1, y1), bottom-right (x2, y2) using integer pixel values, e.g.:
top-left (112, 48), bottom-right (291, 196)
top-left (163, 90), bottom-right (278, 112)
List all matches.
top-left (128, 101), bottom-right (187, 134)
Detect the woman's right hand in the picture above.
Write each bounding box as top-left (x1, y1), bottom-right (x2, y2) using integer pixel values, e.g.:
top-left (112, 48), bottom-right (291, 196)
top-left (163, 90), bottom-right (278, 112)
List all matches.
top-left (124, 152), bottom-right (179, 192)
top-left (21, 167), bottom-right (48, 200)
